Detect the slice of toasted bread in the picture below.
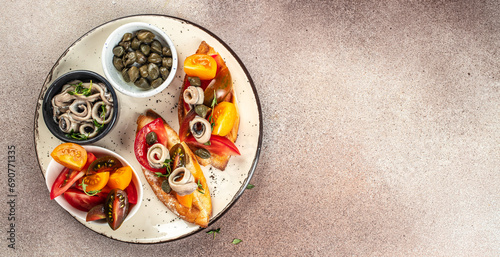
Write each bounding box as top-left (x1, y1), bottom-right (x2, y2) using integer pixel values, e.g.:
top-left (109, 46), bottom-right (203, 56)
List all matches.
top-left (137, 109), bottom-right (212, 227)
top-left (178, 41), bottom-right (239, 171)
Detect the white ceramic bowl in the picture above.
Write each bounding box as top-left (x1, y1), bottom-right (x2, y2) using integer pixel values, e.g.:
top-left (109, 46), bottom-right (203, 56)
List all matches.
top-left (101, 22), bottom-right (178, 98)
top-left (45, 145), bottom-right (143, 225)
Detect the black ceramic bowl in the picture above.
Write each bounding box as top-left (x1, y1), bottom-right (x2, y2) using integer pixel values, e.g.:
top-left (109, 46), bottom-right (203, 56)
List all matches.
top-left (42, 70), bottom-right (119, 144)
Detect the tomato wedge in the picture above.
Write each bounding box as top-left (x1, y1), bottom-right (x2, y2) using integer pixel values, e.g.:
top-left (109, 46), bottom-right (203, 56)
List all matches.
top-left (50, 168), bottom-right (85, 200)
top-left (63, 188), bottom-right (106, 212)
top-left (82, 172), bottom-right (110, 192)
top-left (179, 109), bottom-right (197, 142)
top-left (124, 182), bottom-right (138, 205)
top-left (134, 118), bottom-right (169, 173)
top-left (107, 166), bottom-right (133, 190)
top-left (184, 135), bottom-right (240, 156)
top-left (183, 54), bottom-right (217, 80)
top-left (50, 143), bottom-right (87, 171)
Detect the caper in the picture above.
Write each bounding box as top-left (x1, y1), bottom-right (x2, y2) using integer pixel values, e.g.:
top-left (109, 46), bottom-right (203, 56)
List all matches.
top-left (160, 67), bottom-right (170, 80)
top-left (194, 148), bottom-right (211, 159)
top-left (112, 46), bottom-right (125, 57)
top-left (123, 51), bottom-right (137, 67)
top-left (161, 180), bottom-right (171, 193)
top-left (134, 77), bottom-right (150, 89)
top-left (162, 46), bottom-right (172, 57)
top-left (162, 57), bottom-right (173, 68)
top-left (147, 63), bottom-right (160, 80)
top-left (135, 50), bottom-right (147, 65)
top-left (121, 68), bottom-right (130, 82)
top-left (194, 104), bottom-right (211, 118)
top-left (140, 44), bottom-right (150, 56)
top-left (148, 53), bottom-right (162, 64)
top-left (146, 131), bottom-right (157, 145)
top-left (113, 56), bottom-right (124, 71)
top-left (188, 76), bottom-right (201, 87)
top-left (118, 40), bottom-right (131, 51)
top-left (122, 33), bottom-right (133, 42)
top-left (127, 66), bottom-right (140, 83)
top-left (131, 37), bottom-right (141, 50)
top-left (137, 30), bottom-right (155, 44)
top-left (151, 77), bottom-right (163, 89)
top-left (151, 40), bottom-right (162, 54)
top-left (139, 65), bottom-right (148, 78)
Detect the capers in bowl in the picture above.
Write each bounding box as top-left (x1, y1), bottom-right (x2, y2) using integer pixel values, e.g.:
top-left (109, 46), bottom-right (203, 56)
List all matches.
top-left (112, 30), bottom-right (174, 90)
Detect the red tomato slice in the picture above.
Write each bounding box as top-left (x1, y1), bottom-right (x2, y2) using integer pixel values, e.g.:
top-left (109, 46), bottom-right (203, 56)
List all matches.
top-left (124, 182), bottom-right (138, 205)
top-left (179, 109), bottom-right (197, 142)
top-left (211, 54), bottom-right (225, 75)
top-left (50, 168), bottom-right (85, 200)
top-left (63, 188), bottom-right (106, 212)
top-left (184, 135), bottom-right (240, 156)
top-left (134, 118), bottom-right (169, 173)
top-left (82, 152), bottom-right (96, 171)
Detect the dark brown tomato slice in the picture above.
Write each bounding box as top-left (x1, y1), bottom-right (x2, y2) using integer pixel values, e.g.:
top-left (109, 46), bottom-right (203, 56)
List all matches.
top-left (105, 189), bottom-right (129, 230)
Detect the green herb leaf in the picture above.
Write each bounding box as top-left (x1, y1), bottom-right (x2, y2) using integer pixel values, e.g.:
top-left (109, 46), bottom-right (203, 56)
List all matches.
top-left (68, 81), bottom-right (92, 96)
top-left (66, 130), bottom-right (88, 141)
top-left (206, 228), bottom-right (220, 239)
top-left (100, 104), bottom-right (106, 120)
top-left (93, 119), bottom-right (104, 129)
top-left (246, 184), bottom-right (255, 189)
top-left (232, 238), bottom-right (242, 245)
top-left (204, 141), bottom-right (211, 146)
top-left (162, 159), bottom-right (172, 176)
top-left (79, 180), bottom-right (101, 196)
top-left (197, 180), bottom-right (205, 194)
top-left (155, 172), bottom-right (169, 178)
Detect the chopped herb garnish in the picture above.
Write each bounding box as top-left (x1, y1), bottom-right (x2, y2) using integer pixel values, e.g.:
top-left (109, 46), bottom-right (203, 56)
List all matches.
top-left (93, 119), bottom-right (104, 129)
top-left (79, 180), bottom-right (101, 196)
top-left (155, 172), bottom-right (169, 178)
top-left (207, 228), bottom-right (220, 239)
top-left (66, 130), bottom-right (88, 141)
top-left (68, 81), bottom-right (92, 96)
top-left (246, 184), bottom-right (255, 189)
top-left (208, 90), bottom-right (217, 130)
top-left (197, 180), bottom-right (205, 194)
top-left (204, 141), bottom-right (211, 146)
top-left (163, 159), bottom-right (172, 176)
top-left (232, 238), bottom-right (242, 245)
top-left (100, 104), bottom-right (106, 120)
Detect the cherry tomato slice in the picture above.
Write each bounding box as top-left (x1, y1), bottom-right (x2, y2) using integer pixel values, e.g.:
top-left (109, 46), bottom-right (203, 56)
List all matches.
top-left (212, 102), bottom-right (237, 137)
top-left (184, 135), bottom-right (240, 156)
top-left (50, 143), bottom-right (87, 171)
top-left (86, 156), bottom-right (122, 175)
top-left (50, 168), bottom-right (85, 200)
top-left (134, 118), bottom-right (169, 173)
top-left (124, 182), bottom-right (138, 205)
top-left (183, 54), bottom-right (217, 80)
top-left (179, 109), bottom-right (197, 142)
top-left (82, 172), bottom-right (110, 192)
top-left (107, 166), bottom-right (133, 190)
top-left (63, 188), bottom-right (106, 212)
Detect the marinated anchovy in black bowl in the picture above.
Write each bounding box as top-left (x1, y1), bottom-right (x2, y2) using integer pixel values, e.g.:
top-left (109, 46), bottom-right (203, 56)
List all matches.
top-left (42, 70), bottom-right (119, 144)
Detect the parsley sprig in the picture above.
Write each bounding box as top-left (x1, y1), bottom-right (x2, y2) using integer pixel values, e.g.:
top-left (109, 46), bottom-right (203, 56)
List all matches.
top-left (197, 180), bottom-right (205, 194)
top-left (66, 130), bottom-right (88, 141)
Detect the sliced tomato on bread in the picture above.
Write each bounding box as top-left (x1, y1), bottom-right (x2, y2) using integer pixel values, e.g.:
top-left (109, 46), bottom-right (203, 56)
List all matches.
top-left (178, 41), bottom-right (240, 171)
top-left (135, 109), bottom-right (212, 227)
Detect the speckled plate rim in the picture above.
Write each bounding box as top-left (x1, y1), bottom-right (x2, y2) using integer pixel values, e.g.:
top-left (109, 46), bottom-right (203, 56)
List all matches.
top-left (33, 14), bottom-right (262, 244)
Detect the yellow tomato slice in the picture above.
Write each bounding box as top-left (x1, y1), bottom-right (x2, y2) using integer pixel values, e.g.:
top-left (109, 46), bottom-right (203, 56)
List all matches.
top-left (176, 192), bottom-right (193, 209)
top-left (212, 102), bottom-right (237, 136)
top-left (183, 54), bottom-right (217, 80)
top-left (82, 172), bottom-right (109, 192)
top-left (50, 143), bottom-right (88, 171)
top-left (107, 166), bottom-right (133, 190)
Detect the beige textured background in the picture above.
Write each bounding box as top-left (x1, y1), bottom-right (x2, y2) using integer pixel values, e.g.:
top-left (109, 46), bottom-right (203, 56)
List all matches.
top-left (0, 0), bottom-right (499, 256)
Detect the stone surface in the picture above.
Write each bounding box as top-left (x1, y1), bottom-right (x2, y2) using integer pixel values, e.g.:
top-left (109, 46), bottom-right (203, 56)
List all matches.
top-left (0, 0), bottom-right (499, 255)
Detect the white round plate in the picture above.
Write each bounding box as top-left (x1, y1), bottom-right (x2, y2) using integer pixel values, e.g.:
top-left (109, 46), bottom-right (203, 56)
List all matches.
top-left (34, 15), bottom-right (262, 243)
